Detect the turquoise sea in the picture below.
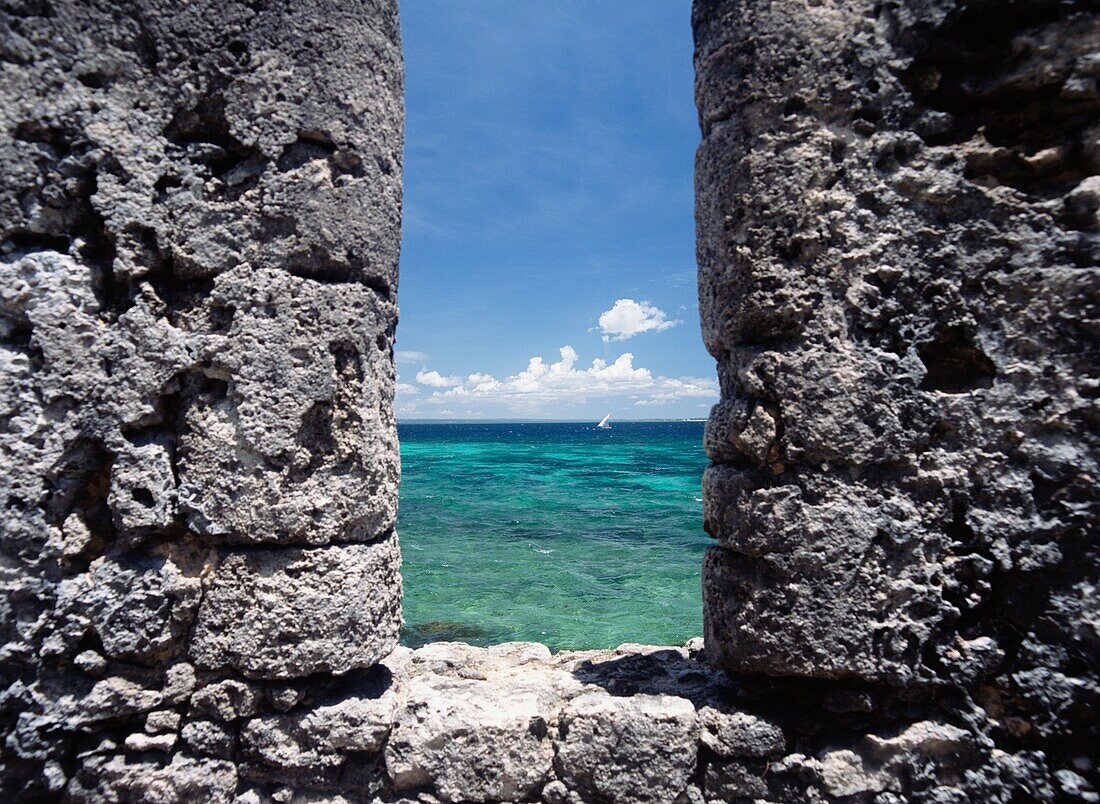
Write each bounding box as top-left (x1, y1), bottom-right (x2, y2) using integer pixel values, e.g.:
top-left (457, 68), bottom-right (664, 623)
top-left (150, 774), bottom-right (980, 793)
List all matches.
top-left (397, 420), bottom-right (710, 651)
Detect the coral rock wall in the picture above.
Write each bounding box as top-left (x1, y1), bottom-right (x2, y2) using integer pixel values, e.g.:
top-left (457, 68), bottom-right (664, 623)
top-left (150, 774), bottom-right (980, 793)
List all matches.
top-left (696, 0), bottom-right (1098, 797)
top-left (0, 0), bottom-right (403, 798)
top-left (3, 0), bottom-right (1098, 800)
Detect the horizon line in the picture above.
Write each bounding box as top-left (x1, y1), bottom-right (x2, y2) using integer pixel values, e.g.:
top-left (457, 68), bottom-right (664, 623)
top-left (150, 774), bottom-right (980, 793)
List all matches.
top-left (396, 417), bottom-right (707, 423)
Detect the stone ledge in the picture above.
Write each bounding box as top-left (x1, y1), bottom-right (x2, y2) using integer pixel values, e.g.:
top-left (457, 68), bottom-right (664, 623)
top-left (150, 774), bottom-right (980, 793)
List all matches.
top-left (64, 640), bottom-right (1077, 803)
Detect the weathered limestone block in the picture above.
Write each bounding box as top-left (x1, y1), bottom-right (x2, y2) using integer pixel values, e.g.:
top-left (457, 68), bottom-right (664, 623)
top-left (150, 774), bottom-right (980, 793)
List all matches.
top-left (108, 440), bottom-right (178, 535)
top-left (188, 679), bottom-right (261, 722)
top-left (145, 710), bottom-right (182, 734)
top-left (697, 707), bottom-right (785, 759)
top-left (0, 0), bottom-right (403, 796)
top-left (694, 0), bottom-right (1100, 713)
top-left (813, 721), bottom-right (977, 799)
top-left (386, 673), bottom-right (556, 803)
top-left (66, 754), bottom-right (237, 804)
top-left (35, 638), bottom-right (1084, 803)
top-left (701, 474), bottom-right (945, 682)
top-left (55, 545), bottom-right (206, 665)
top-left (181, 719), bottom-right (236, 759)
top-left (176, 263), bottom-right (399, 546)
top-left (190, 535), bottom-right (402, 679)
top-left (241, 691), bottom-right (396, 786)
top-left (555, 693), bottom-right (698, 804)
top-left (704, 758), bottom-right (769, 801)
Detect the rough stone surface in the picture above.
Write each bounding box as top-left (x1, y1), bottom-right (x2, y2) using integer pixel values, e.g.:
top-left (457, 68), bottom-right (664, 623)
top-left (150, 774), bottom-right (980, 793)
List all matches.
top-left (556, 693), bottom-right (697, 804)
top-left (386, 673), bottom-right (555, 802)
top-left (67, 754), bottom-right (238, 803)
top-left (695, 0), bottom-right (1098, 798)
top-left (0, 0), bottom-right (403, 798)
top-left (4, 0), bottom-right (1098, 800)
top-left (83, 639), bottom-right (1094, 803)
top-left (190, 537), bottom-right (402, 679)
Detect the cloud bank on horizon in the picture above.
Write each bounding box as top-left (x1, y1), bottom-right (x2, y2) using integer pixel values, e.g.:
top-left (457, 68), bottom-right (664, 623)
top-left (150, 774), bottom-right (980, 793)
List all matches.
top-left (397, 344), bottom-right (715, 419)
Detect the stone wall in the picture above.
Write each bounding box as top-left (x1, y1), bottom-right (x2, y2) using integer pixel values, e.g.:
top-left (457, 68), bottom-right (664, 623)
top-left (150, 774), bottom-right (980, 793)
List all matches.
top-left (696, 0), bottom-right (1098, 798)
top-left (2, 0), bottom-right (1097, 801)
top-left (0, 0), bottom-right (403, 798)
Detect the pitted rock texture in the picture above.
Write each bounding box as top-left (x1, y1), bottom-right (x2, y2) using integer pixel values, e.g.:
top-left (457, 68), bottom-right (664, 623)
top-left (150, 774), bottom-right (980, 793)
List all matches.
top-left (30, 639), bottom-right (1090, 803)
top-left (695, 0), bottom-right (1098, 796)
top-left (0, 0), bottom-right (403, 798)
top-left (191, 538), bottom-right (403, 680)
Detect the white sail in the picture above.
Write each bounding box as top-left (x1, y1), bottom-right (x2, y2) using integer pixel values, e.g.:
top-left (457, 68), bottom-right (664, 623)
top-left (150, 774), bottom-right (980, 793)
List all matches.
top-left (597, 413), bottom-right (611, 429)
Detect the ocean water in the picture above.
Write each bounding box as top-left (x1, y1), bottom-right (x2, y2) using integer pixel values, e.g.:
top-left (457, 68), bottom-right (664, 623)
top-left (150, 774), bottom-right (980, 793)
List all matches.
top-left (397, 420), bottom-right (710, 651)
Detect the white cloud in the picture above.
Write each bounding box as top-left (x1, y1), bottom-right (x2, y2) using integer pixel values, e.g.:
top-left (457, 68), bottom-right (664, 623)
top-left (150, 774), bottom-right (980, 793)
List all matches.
top-left (416, 369), bottom-right (463, 388)
top-left (407, 346), bottom-right (715, 412)
top-left (396, 382), bottom-right (420, 395)
top-left (396, 350), bottom-right (430, 363)
top-left (597, 299), bottom-right (681, 342)
top-left (467, 373), bottom-right (497, 389)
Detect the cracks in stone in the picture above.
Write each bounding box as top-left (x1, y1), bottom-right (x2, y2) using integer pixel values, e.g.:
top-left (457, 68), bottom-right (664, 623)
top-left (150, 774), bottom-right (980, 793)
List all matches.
top-left (96, 221), bottom-right (231, 335)
top-left (5, 123), bottom-right (122, 313)
top-left (164, 93), bottom-right (265, 203)
top-left (136, 229), bottom-right (231, 332)
top-left (900, 0), bottom-right (1100, 202)
top-left (291, 339), bottom-right (363, 483)
top-left (0, 298), bottom-right (45, 376)
top-left (152, 173), bottom-right (183, 204)
top-left (361, 274), bottom-right (394, 302)
top-left (42, 438), bottom-right (116, 561)
top-left (917, 327), bottom-right (997, 393)
top-left (1, 229), bottom-right (71, 255)
top-left (159, 105), bottom-right (373, 213)
top-left (277, 130), bottom-right (365, 181)
top-left (280, 247), bottom-right (393, 302)
top-left (200, 525), bottom-right (399, 558)
top-left (282, 245), bottom-right (359, 285)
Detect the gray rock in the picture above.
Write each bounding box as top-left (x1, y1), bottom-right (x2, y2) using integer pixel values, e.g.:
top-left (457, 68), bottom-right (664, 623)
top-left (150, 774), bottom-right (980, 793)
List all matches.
top-left (145, 710), bottom-right (182, 734)
top-left (67, 676), bottom-right (167, 725)
top-left (386, 673), bottom-right (555, 803)
top-left (704, 759), bottom-right (767, 801)
top-left (123, 732), bottom-right (177, 753)
top-left (189, 679), bottom-right (262, 722)
top-left (190, 536), bottom-right (402, 679)
top-left (176, 263), bottom-right (400, 546)
top-left (57, 545), bottom-right (205, 665)
top-left (191, 536), bottom-right (402, 681)
top-left (541, 779), bottom-right (574, 804)
top-left (297, 694), bottom-right (398, 754)
top-left (815, 721), bottom-right (976, 798)
top-left (240, 690), bottom-right (396, 780)
top-left (266, 684), bottom-right (308, 713)
top-left (67, 753), bottom-right (237, 803)
top-left (2, 0), bottom-right (1095, 798)
top-left (108, 439), bottom-right (178, 535)
top-left (73, 651), bottom-right (108, 678)
top-left (0, 0), bottom-right (403, 796)
top-left (181, 719), bottom-right (237, 760)
top-left (555, 692), bottom-right (698, 804)
top-left (694, 0), bottom-right (1099, 771)
top-left (697, 707), bottom-right (785, 758)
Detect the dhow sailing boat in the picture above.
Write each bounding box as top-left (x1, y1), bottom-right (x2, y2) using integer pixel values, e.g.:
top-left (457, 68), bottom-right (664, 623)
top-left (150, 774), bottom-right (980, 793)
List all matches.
top-left (596, 413), bottom-right (612, 430)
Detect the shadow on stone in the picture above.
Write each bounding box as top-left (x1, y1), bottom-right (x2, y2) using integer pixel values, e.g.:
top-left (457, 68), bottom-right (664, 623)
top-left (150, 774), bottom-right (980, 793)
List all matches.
top-left (570, 647), bottom-right (736, 706)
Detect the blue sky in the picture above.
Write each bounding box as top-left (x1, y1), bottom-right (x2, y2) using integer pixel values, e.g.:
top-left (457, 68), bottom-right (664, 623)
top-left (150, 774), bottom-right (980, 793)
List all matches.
top-left (395, 1), bottom-right (715, 420)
